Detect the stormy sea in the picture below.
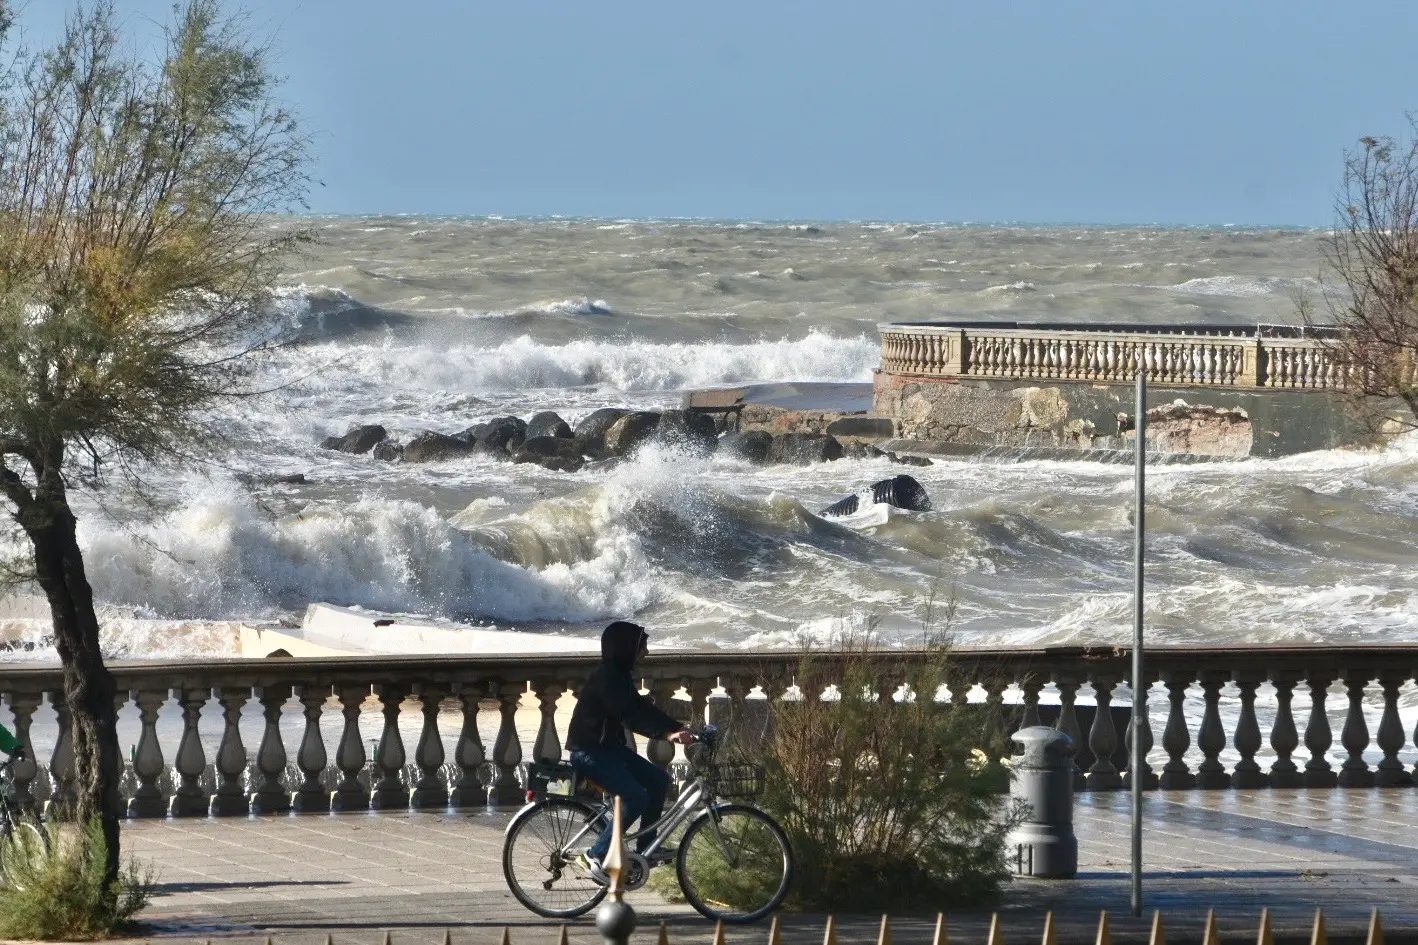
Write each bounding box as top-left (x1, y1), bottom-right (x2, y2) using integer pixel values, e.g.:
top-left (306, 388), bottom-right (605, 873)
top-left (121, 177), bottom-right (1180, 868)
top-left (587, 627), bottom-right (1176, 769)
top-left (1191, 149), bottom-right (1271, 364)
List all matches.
top-left (4, 218), bottom-right (1417, 661)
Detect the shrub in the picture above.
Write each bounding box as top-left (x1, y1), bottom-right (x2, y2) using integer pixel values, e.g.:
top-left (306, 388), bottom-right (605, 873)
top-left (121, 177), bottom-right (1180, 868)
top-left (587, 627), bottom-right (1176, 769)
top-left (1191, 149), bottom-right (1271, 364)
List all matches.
top-left (675, 639), bottom-right (1022, 913)
top-left (0, 819), bottom-right (154, 940)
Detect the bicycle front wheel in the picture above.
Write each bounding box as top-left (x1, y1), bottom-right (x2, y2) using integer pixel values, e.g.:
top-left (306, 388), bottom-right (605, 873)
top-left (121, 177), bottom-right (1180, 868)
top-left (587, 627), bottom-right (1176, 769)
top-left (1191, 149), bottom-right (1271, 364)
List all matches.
top-left (0, 812), bottom-right (52, 890)
top-left (675, 803), bottom-right (792, 923)
top-left (503, 797), bottom-right (608, 919)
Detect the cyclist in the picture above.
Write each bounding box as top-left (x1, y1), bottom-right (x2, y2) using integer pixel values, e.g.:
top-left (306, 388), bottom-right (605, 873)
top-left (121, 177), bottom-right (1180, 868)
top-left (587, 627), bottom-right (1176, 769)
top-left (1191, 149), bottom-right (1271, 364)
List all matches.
top-left (566, 620), bottom-right (694, 885)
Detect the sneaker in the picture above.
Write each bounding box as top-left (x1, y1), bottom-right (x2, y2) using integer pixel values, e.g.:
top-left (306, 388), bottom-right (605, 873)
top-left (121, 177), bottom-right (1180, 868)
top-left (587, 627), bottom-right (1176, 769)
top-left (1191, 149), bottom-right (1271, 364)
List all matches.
top-left (574, 852), bottom-right (609, 886)
top-left (643, 845), bottom-right (677, 865)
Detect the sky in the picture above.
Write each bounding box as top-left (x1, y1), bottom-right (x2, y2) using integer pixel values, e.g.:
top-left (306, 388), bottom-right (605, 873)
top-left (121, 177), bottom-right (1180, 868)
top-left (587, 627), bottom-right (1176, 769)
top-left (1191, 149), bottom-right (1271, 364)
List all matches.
top-left (18, 0), bottom-right (1418, 224)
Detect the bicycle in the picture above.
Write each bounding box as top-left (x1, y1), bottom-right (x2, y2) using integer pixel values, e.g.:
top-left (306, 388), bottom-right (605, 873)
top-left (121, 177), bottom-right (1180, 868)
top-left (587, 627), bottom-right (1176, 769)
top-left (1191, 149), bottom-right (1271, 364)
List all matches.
top-left (0, 756), bottom-right (52, 884)
top-left (502, 725), bottom-right (793, 924)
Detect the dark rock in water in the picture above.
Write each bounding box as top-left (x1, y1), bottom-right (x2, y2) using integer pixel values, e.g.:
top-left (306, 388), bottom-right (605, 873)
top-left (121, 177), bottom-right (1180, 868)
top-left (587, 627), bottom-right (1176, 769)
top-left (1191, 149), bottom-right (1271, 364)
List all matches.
top-left (512, 436), bottom-right (586, 473)
top-left (768, 432), bottom-right (844, 465)
top-left (526, 411), bottom-right (573, 440)
top-left (320, 424), bottom-right (387, 454)
top-left (825, 416), bottom-right (894, 439)
top-left (842, 441), bottom-right (887, 460)
top-left (573, 407), bottom-right (629, 458)
top-left (373, 441), bottom-right (404, 462)
top-left (403, 431), bottom-right (476, 463)
top-left (602, 412), bottom-right (661, 458)
top-left (887, 452), bottom-right (933, 467)
top-left (474, 416), bottom-right (528, 456)
top-left (653, 409), bottom-right (717, 455)
top-left (272, 473), bottom-right (307, 485)
top-left (455, 421), bottom-right (489, 445)
top-left (719, 430), bottom-right (773, 465)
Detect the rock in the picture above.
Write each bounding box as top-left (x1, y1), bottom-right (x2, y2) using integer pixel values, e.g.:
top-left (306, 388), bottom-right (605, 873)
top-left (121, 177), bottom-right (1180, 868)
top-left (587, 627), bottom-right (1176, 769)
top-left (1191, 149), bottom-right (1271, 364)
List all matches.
top-left (526, 411), bottom-right (573, 441)
top-left (512, 436), bottom-right (586, 473)
top-left (825, 417), bottom-right (894, 439)
top-left (455, 422), bottom-right (490, 444)
top-left (886, 451), bottom-right (932, 467)
top-left (373, 441), bottom-right (404, 462)
top-left (842, 441), bottom-right (887, 460)
top-left (602, 412), bottom-right (662, 458)
top-left (474, 416), bottom-right (528, 456)
top-left (652, 409), bottom-right (717, 455)
top-left (403, 431), bottom-right (476, 463)
top-left (768, 432), bottom-right (844, 465)
top-left (320, 424), bottom-right (387, 454)
top-left (572, 408), bottom-right (629, 458)
top-left (718, 430), bottom-right (774, 465)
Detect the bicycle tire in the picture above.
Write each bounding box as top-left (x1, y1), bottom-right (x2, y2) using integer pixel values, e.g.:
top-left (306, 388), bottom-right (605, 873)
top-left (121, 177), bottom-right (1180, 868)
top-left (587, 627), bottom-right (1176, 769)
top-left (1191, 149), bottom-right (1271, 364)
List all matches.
top-left (0, 810), bottom-right (51, 890)
top-left (675, 803), bottom-right (792, 924)
top-left (503, 797), bottom-right (609, 919)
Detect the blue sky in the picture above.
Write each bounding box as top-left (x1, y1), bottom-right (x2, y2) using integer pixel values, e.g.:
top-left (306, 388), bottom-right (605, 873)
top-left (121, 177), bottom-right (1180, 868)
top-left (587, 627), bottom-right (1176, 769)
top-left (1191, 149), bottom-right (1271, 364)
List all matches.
top-left (20, 0), bottom-right (1418, 224)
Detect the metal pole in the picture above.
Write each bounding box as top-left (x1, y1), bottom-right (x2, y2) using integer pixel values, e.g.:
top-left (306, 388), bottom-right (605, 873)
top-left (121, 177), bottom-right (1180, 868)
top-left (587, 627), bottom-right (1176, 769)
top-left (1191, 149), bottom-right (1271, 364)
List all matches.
top-left (1130, 366), bottom-right (1146, 918)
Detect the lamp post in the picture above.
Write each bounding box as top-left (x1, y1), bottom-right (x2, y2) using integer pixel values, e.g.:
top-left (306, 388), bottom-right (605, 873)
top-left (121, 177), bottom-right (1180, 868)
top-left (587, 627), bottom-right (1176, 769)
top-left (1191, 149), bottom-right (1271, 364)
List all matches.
top-left (1131, 364), bottom-right (1147, 918)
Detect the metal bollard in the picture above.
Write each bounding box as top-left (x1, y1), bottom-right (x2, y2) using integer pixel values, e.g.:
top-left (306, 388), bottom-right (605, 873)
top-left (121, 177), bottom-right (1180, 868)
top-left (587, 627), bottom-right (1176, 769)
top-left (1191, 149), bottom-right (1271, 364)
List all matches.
top-left (1009, 725), bottom-right (1078, 878)
top-left (596, 797), bottom-right (637, 945)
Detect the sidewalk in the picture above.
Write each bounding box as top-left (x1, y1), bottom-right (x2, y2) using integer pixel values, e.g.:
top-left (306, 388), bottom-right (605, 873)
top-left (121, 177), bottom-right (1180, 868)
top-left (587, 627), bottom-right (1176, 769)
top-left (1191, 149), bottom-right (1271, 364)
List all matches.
top-left (121, 789), bottom-right (1418, 945)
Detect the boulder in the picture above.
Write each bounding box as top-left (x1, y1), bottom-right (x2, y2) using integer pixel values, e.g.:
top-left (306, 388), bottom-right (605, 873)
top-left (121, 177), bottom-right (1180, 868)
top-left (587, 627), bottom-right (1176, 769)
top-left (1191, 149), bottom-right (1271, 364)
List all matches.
top-left (572, 408), bottom-right (629, 458)
top-left (718, 430), bottom-right (774, 465)
top-left (652, 409), bottom-right (718, 455)
top-left (455, 422), bottom-right (490, 444)
top-left (768, 432), bottom-right (844, 466)
top-left (526, 411), bottom-right (574, 440)
top-left (403, 431), bottom-right (476, 463)
top-left (842, 441), bottom-right (887, 460)
top-left (320, 424), bottom-right (387, 454)
top-left (372, 441), bottom-right (404, 462)
top-left (602, 412), bottom-right (662, 458)
top-left (512, 436), bottom-right (586, 473)
top-left (887, 451), bottom-right (933, 467)
top-left (474, 416), bottom-right (528, 456)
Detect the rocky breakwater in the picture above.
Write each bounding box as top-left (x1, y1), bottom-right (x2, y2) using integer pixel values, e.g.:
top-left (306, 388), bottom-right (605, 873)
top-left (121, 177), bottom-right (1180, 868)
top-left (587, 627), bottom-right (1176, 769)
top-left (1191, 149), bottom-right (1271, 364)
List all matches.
top-left (316, 406), bottom-right (913, 472)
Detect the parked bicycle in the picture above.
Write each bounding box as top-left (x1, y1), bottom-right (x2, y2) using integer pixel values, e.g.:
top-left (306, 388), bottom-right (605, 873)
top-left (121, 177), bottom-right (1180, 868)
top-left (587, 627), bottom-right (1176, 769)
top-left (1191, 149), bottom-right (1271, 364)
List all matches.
top-left (0, 757), bottom-right (51, 882)
top-left (502, 725), bottom-right (793, 924)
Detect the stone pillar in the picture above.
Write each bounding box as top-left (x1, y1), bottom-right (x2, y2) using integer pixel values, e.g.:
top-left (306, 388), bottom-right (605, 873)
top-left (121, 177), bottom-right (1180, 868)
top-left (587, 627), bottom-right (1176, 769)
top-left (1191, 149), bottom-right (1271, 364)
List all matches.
top-left (169, 687), bottom-right (209, 817)
top-left (411, 684), bottom-right (449, 809)
top-left (1124, 678), bottom-right (1157, 791)
top-left (1054, 675), bottom-right (1085, 791)
top-left (45, 698), bottom-right (75, 820)
top-left (1267, 671), bottom-right (1303, 789)
top-left (127, 688), bottom-right (169, 818)
top-left (490, 681), bottom-right (524, 806)
top-left (532, 681), bottom-right (564, 764)
top-left (1230, 673), bottom-right (1268, 789)
top-left (1374, 671), bottom-right (1412, 788)
top-left (1336, 670), bottom-right (1374, 788)
top-left (6, 692), bottom-right (40, 812)
top-left (1085, 674), bottom-right (1122, 791)
top-left (450, 682), bottom-right (486, 808)
top-left (371, 684), bottom-right (410, 809)
top-left (1194, 672), bottom-right (1231, 789)
top-left (250, 686), bottom-right (292, 814)
top-left (292, 685), bottom-right (330, 813)
top-left (330, 686), bottom-right (370, 811)
top-left (210, 687), bottom-right (251, 816)
top-left (1303, 673), bottom-right (1338, 788)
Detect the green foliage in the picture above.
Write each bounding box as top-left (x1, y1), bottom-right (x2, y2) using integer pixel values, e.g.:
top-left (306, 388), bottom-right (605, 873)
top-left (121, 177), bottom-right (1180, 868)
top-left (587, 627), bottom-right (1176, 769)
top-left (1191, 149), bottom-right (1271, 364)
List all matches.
top-left (683, 642), bottom-right (1021, 913)
top-left (0, 820), bottom-right (153, 940)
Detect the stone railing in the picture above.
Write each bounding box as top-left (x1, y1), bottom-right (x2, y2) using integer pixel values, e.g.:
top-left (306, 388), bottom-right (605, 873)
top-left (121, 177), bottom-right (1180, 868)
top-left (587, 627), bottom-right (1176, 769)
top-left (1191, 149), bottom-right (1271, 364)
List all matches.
top-left (879, 322), bottom-right (1348, 391)
top-left (0, 644), bottom-right (1414, 817)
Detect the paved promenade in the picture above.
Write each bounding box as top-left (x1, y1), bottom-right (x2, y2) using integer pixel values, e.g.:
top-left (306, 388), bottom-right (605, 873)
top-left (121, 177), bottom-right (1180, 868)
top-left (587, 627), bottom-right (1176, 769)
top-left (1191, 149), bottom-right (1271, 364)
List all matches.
top-left (121, 790), bottom-right (1418, 945)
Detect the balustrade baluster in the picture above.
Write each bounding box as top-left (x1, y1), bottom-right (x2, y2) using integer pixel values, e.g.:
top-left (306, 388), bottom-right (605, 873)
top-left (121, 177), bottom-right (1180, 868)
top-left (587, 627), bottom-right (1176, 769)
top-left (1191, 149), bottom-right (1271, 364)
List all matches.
top-left (292, 685), bottom-right (330, 813)
top-left (1231, 673), bottom-right (1267, 789)
top-left (1195, 673), bottom-right (1231, 789)
top-left (170, 688), bottom-right (208, 816)
top-left (6, 692), bottom-right (40, 812)
top-left (1086, 675), bottom-right (1122, 791)
top-left (210, 687), bottom-right (251, 816)
top-left (533, 681), bottom-right (565, 764)
top-left (372, 683), bottom-right (410, 808)
top-left (1374, 671), bottom-right (1412, 787)
top-left (1337, 671), bottom-right (1374, 788)
top-left (491, 680), bottom-right (525, 806)
top-left (450, 681), bottom-right (487, 807)
top-left (331, 685), bottom-right (370, 811)
top-left (1054, 676), bottom-right (1085, 790)
top-left (1267, 672), bottom-right (1303, 788)
top-left (1124, 679), bottom-right (1157, 790)
top-left (251, 686), bottom-right (292, 814)
top-left (647, 682), bottom-right (679, 796)
top-left (1019, 677), bottom-right (1042, 729)
top-left (1303, 674), bottom-right (1338, 787)
top-left (46, 700), bottom-right (75, 820)
top-left (411, 684), bottom-right (450, 808)
top-left (126, 689), bottom-right (169, 818)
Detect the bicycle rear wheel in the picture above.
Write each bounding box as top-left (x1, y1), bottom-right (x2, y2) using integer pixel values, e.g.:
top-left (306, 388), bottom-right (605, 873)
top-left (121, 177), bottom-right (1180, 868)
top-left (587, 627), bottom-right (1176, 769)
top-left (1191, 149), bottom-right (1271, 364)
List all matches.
top-left (503, 797), bottom-right (609, 918)
top-left (0, 811), bottom-right (52, 890)
top-left (675, 803), bottom-right (792, 923)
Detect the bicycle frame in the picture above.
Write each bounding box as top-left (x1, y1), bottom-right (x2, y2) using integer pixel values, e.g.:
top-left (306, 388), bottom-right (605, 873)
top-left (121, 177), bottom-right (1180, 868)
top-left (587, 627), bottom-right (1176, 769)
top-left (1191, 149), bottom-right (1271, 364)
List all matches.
top-left (549, 772), bottom-right (715, 862)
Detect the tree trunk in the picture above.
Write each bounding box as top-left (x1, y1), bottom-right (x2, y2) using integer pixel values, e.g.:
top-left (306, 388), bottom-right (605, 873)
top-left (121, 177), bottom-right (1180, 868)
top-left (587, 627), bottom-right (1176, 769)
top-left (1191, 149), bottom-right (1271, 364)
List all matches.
top-left (25, 493), bottom-right (122, 884)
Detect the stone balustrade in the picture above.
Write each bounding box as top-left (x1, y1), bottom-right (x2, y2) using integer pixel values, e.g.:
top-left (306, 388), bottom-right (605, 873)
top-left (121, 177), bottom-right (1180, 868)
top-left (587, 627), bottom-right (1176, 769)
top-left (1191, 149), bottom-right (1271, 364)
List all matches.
top-left (879, 322), bottom-right (1349, 390)
top-left (0, 644), bottom-right (1415, 818)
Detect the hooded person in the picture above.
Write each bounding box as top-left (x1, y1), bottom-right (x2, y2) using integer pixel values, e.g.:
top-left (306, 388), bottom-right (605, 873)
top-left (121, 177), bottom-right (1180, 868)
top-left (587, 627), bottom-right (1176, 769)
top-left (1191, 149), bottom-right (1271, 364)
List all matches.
top-left (566, 620), bottom-right (693, 884)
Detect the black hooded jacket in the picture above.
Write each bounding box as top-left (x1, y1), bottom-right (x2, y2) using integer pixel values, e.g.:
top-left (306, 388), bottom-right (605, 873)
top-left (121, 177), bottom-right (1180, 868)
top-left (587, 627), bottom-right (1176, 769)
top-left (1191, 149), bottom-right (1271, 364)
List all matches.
top-left (566, 621), bottom-right (682, 751)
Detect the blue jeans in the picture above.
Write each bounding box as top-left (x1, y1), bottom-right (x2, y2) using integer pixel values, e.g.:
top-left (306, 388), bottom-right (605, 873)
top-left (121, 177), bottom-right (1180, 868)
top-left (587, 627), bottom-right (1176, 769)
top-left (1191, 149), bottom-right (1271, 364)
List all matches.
top-left (570, 745), bottom-right (670, 860)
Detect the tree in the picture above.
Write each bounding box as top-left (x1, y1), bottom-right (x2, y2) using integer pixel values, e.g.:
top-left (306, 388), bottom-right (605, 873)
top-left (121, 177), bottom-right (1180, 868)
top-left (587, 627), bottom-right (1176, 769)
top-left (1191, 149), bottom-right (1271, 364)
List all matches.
top-left (1307, 117), bottom-right (1418, 430)
top-left (0, 0), bottom-right (309, 881)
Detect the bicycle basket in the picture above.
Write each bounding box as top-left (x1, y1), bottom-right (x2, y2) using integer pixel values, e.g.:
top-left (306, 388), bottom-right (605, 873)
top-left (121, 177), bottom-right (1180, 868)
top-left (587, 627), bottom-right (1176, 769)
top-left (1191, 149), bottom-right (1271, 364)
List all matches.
top-left (706, 762), bottom-right (765, 800)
